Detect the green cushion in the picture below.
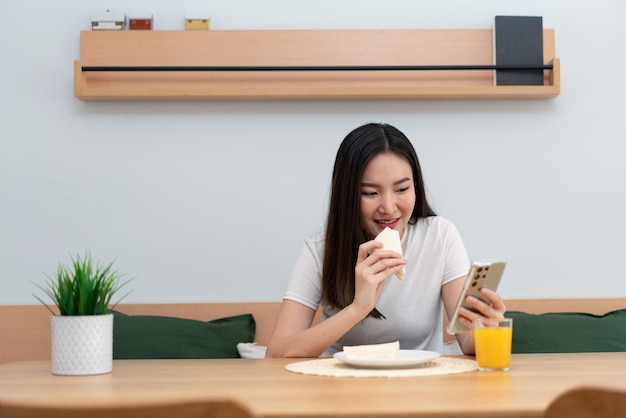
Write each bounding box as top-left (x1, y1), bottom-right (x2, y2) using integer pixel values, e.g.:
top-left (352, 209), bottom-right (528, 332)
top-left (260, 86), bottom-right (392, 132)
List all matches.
top-left (111, 310), bottom-right (255, 359)
top-left (506, 309), bottom-right (626, 353)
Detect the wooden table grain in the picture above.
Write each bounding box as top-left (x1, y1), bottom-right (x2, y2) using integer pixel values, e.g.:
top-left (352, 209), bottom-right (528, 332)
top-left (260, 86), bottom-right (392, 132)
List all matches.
top-left (2, 353), bottom-right (626, 418)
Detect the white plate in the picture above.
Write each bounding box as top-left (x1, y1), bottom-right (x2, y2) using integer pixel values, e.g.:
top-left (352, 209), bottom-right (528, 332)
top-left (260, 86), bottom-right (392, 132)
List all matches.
top-left (333, 349), bottom-right (440, 369)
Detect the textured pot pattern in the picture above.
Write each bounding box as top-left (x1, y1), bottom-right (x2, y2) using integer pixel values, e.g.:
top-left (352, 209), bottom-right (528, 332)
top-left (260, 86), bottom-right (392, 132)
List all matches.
top-left (51, 313), bottom-right (113, 375)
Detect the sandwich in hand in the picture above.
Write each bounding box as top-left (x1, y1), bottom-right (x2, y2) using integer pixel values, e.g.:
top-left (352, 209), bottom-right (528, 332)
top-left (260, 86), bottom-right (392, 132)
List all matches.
top-left (374, 227), bottom-right (405, 280)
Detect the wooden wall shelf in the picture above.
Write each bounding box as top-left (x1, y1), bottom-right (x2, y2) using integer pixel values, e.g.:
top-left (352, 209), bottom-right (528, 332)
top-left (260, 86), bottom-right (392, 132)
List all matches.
top-left (74, 29), bottom-right (559, 101)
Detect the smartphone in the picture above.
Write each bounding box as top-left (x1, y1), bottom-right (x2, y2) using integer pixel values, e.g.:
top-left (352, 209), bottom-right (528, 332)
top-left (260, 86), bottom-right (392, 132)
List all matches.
top-left (446, 259), bottom-right (506, 335)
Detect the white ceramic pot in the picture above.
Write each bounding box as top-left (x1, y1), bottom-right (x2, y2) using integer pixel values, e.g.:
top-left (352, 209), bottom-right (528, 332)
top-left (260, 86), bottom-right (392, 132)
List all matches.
top-left (50, 313), bottom-right (113, 376)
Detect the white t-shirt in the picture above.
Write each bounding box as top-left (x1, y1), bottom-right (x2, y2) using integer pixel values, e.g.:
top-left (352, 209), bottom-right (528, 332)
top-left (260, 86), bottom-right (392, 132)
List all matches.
top-left (283, 216), bottom-right (469, 356)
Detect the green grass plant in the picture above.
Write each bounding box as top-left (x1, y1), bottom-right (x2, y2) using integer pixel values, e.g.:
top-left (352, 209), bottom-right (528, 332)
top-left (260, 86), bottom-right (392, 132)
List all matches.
top-left (34, 251), bottom-right (131, 316)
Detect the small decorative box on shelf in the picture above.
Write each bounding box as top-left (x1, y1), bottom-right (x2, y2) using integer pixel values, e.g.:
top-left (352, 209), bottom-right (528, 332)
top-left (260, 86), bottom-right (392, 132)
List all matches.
top-left (128, 13), bottom-right (153, 30)
top-left (73, 27), bottom-right (559, 101)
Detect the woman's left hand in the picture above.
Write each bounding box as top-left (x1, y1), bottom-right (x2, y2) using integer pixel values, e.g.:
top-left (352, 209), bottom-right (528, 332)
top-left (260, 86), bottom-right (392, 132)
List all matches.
top-left (459, 287), bottom-right (507, 328)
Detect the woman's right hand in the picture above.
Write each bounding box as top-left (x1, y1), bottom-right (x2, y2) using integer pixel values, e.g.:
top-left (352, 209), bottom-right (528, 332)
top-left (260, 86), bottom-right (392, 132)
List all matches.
top-left (352, 240), bottom-right (407, 314)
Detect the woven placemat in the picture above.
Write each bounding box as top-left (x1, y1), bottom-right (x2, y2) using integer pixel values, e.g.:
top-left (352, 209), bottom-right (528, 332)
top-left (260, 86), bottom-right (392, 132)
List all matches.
top-left (285, 356), bottom-right (477, 378)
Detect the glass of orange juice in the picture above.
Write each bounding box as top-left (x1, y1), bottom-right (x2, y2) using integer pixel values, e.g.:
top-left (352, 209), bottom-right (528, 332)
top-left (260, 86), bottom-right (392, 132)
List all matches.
top-left (473, 317), bottom-right (513, 372)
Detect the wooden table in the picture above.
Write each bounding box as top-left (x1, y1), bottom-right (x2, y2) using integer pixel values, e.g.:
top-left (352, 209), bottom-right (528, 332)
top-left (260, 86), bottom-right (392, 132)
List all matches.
top-left (2, 353), bottom-right (626, 418)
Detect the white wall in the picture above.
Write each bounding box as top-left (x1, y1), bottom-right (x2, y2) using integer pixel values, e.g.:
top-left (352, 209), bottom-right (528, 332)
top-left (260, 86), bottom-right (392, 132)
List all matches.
top-left (2, 0), bottom-right (626, 304)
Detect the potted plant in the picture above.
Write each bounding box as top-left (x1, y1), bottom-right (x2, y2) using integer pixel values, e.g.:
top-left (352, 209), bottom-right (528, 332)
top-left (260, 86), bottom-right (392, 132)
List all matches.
top-left (34, 251), bottom-right (131, 375)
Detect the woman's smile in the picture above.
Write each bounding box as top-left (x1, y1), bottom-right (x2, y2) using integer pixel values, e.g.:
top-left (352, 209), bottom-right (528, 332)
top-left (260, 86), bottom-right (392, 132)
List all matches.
top-left (375, 218), bottom-right (400, 230)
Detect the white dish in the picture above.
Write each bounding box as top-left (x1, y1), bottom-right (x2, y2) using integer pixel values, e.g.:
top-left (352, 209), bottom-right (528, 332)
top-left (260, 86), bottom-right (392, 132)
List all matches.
top-left (333, 349), bottom-right (440, 369)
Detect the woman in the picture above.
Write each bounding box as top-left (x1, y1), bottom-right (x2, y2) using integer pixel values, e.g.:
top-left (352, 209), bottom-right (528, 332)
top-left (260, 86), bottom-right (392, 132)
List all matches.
top-left (266, 123), bottom-right (506, 358)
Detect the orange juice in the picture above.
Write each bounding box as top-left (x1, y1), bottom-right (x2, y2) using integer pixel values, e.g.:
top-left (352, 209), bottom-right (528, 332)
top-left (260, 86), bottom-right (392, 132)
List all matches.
top-left (473, 321), bottom-right (513, 371)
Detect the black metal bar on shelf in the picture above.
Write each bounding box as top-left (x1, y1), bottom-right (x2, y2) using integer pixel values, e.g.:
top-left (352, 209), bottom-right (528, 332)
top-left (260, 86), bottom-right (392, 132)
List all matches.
top-left (81, 64), bottom-right (553, 72)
